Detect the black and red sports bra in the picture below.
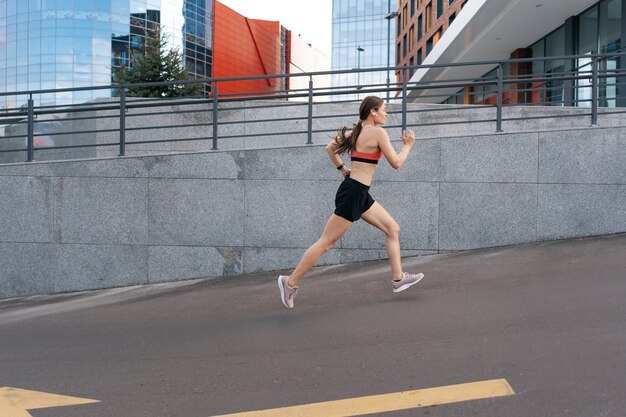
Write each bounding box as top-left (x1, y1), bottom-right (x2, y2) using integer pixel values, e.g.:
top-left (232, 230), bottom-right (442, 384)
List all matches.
top-left (351, 125), bottom-right (382, 164)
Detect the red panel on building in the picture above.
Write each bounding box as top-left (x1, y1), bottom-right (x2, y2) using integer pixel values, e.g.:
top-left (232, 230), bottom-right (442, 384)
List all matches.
top-left (213, 1), bottom-right (285, 97)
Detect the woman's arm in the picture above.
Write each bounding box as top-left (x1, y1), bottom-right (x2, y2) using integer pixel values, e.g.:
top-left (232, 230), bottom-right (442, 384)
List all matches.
top-left (326, 138), bottom-right (350, 176)
top-left (378, 129), bottom-right (415, 170)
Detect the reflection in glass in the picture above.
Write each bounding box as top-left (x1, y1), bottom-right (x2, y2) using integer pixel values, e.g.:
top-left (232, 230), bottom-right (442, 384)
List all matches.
top-left (599, 0), bottom-right (620, 107)
top-left (577, 6), bottom-right (597, 107)
top-left (1, 0), bottom-right (214, 106)
top-left (331, 0), bottom-right (395, 100)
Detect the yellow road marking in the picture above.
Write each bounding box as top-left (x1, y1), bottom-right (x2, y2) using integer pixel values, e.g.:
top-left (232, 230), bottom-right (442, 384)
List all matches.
top-left (0, 387), bottom-right (99, 417)
top-left (210, 378), bottom-right (515, 417)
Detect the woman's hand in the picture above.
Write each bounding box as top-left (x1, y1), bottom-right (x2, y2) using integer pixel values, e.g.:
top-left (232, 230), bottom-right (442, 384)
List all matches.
top-left (340, 166), bottom-right (351, 177)
top-left (401, 130), bottom-right (415, 146)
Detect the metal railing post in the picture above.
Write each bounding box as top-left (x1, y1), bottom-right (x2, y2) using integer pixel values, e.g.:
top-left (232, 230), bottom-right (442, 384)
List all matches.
top-left (119, 89), bottom-right (126, 156)
top-left (212, 83), bottom-right (219, 150)
top-left (307, 76), bottom-right (313, 145)
top-left (591, 56), bottom-right (598, 126)
top-left (402, 69), bottom-right (407, 132)
top-left (496, 63), bottom-right (504, 132)
top-left (26, 95), bottom-right (34, 162)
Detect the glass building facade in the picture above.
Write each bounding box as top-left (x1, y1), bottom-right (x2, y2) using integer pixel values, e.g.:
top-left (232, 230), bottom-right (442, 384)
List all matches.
top-left (331, 0), bottom-right (396, 100)
top-left (0, 0), bottom-right (213, 109)
top-left (443, 0), bottom-right (624, 108)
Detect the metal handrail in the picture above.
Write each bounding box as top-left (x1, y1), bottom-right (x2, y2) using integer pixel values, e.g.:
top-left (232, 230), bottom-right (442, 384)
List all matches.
top-left (1, 52), bottom-right (626, 162)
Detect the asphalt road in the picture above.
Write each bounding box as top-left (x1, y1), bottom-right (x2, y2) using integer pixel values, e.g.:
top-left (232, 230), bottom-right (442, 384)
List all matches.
top-left (1, 234), bottom-right (625, 417)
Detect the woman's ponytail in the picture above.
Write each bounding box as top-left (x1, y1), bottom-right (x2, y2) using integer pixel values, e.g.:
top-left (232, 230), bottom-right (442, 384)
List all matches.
top-left (334, 120), bottom-right (363, 155)
top-left (331, 96), bottom-right (384, 156)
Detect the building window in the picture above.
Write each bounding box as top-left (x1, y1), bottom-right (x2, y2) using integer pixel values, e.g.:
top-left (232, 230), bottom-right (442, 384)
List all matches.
top-left (433, 28), bottom-right (442, 46)
top-left (576, 5), bottom-right (598, 107)
top-left (600, 0), bottom-right (621, 53)
top-left (599, 0), bottom-right (620, 107)
top-left (409, 25), bottom-right (415, 51)
top-left (418, 14), bottom-right (423, 40)
top-left (426, 37), bottom-right (433, 55)
top-left (397, 43), bottom-right (401, 65)
top-left (425, 4), bottom-right (432, 31)
top-left (449, 12), bottom-right (456, 25)
top-left (528, 38), bottom-right (546, 104)
top-left (411, 0), bottom-right (415, 16)
top-left (545, 25), bottom-right (566, 106)
top-left (403, 34), bottom-right (407, 57)
top-left (578, 5), bottom-right (598, 55)
top-left (409, 57), bottom-right (415, 76)
top-left (417, 48), bottom-right (422, 65)
top-left (397, 16), bottom-right (401, 36)
top-left (403, 5), bottom-right (408, 29)
top-left (437, 0), bottom-right (443, 19)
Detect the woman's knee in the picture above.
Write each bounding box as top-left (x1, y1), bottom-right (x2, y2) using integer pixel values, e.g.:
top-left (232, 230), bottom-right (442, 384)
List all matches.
top-left (386, 222), bottom-right (400, 239)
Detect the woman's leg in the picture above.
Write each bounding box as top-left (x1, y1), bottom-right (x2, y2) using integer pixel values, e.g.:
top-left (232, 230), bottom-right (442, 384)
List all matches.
top-left (360, 202), bottom-right (403, 280)
top-left (289, 214), bottom-right (353, 287)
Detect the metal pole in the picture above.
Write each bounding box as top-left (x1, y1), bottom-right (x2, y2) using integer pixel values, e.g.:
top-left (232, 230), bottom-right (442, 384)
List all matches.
top-left (402, 69), bottom-right (407, 131)
top-left (591, 56), bottom-right (598, 126)
top-left (591, 57), bottom-right (598, 126)
top-left (386, 0), bottom-right (391, 102)
top-left (119, 89), bottom-right (126, 156)
top-left (307, 77), bottom-right (313, 145)
top-left (356, 46), bottom-right (364, 92)
top-left (357, 53), bottom-right (360, 88)
top-left (619, 0), bottom-right (626, 107)
top-left (496, 63), bottom-right (504, 132)
top-left (27, 95), bottom-right (34, 162)
top-left (212, 83), bottom-right (219, 150)
top-left (384, 6), bottom-right (398, 103)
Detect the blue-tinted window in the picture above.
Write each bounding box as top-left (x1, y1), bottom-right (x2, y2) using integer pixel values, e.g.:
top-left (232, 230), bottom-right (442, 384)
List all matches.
top-left (0, 2), bottom-right (190, 103)
top-left (418, 14), bottom-right (422, 40)
top-left (6, 0), bottom-right (16, 15)
top-left (28, 0), bottom-right (41, 12)
top-left (93, 0), bottom-right (110, 12)
top-left (545, 26), bottom-right (565, 105)
top-left (17, 0), bottom-right (28, 15)
top-left (600, 0), bottom-right (621, 53)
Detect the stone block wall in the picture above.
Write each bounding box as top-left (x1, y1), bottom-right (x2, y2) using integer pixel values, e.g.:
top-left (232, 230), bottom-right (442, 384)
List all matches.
top-left (0, 123), bottom-right (624, 299)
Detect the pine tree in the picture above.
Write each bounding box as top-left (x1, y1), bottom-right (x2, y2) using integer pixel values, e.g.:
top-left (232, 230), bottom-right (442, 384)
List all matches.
top-left (113, 34), bottom-right (203, 97)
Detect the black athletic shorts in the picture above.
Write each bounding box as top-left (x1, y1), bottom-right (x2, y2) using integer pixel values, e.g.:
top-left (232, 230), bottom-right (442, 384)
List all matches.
top-left (334, 176), bottom-right (375, 222)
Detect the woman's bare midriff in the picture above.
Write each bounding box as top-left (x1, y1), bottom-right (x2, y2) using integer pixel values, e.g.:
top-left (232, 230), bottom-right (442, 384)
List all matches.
top-left (349, 161), bottom-right (377, 186)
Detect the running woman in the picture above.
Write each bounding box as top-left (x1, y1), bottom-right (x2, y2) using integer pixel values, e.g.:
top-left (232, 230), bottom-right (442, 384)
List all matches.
top-left (278, 95), bottom-right (424, 309)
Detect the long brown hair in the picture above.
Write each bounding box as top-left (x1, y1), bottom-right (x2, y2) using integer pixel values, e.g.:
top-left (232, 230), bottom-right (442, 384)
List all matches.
top-left (333, 95), bottom-right (384, 155)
